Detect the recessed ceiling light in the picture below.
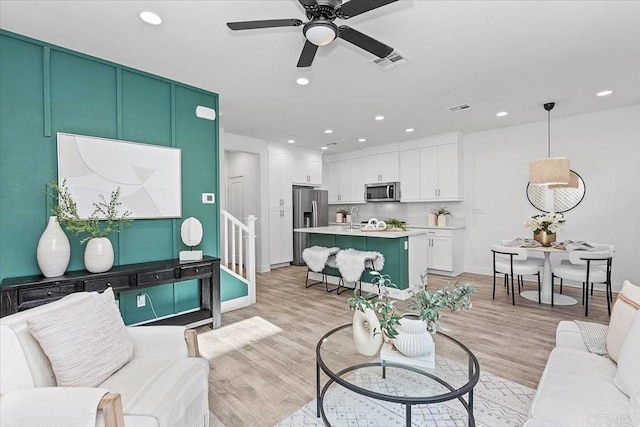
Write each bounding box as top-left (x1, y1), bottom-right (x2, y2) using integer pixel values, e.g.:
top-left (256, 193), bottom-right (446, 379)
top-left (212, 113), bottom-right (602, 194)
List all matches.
top-left (358, 138), bottom-right (366, 142)
top-left (496, 111), bottom-right (508, 117)
top-left (374, 115), bottom-right (384, 121)
top-left (405, 128), bottom-right (414, 133)
top-left (296, 77), bottom-right (309, 85)
top-left (324, 129), bottom-right (333, 134)
top-left (596, 90), bottom-right (613, 97)
top-left (287, 139), bottom-right (295, 144)
top-left (140, 11), bottom-right (162, 25)
top-left (321, 146), bottom-right (328, 150)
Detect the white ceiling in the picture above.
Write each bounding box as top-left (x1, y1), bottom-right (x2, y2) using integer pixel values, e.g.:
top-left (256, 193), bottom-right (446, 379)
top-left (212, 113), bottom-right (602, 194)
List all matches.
top-left (1, 1), bottom-right (639, 153)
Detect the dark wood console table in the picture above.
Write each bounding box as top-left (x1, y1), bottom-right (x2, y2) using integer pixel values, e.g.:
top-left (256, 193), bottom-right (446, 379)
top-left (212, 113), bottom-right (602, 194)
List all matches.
top-left (0, 256), bottom-right (221, 329)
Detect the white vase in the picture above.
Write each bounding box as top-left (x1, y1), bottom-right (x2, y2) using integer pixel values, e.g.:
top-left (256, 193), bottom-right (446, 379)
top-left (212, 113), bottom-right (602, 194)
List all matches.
top-left (437, 214), bottom-right (447, 227)
top-left (36, 216), bottom-right (71, 277)
top-left (84, 237), bottom-right (114, 273)
top-left (352, 308), bottom-right (383, 356)
top-left (393, 316), bottom-right (434, 358)
top-left (336, 212), bottom-right (343, 223)
top-left (428, 213), bottom-right (437, 227)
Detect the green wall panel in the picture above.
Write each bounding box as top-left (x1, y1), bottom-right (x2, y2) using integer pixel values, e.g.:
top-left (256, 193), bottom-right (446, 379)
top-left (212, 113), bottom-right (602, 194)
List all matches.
top-left (50, 50), bottom-right (118, 139)
top-left (119, 283), bottom-right (174, 325)
top-left (0, 30), bottom-right (221, 323)
top-left (220, 269), bottom-right (249, 301)
top-left (175, 280), bottom-right (200, 313)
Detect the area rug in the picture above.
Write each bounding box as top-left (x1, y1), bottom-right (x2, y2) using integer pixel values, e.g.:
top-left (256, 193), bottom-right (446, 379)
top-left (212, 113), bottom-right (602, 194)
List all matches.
top-left (275, 356), bottom-right (535, 427)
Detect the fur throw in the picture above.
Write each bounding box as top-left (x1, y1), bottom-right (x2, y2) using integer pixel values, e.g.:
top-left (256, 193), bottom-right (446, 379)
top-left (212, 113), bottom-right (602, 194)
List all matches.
top-left (302, 246), bottom-right (340, 272)
top-left (335, 249), bottom-right (385, 282)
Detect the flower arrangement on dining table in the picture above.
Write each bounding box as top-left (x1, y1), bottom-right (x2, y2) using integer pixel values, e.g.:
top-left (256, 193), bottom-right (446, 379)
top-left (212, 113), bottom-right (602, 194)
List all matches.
top-left (524, 213), bottom-right (565, 234)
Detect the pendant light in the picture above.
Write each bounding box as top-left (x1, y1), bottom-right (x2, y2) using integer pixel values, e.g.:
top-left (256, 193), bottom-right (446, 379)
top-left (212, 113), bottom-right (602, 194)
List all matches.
top-left (529, 102), bottom-right (570, 186)
top-left (549, 170), bottom-right (579, 189)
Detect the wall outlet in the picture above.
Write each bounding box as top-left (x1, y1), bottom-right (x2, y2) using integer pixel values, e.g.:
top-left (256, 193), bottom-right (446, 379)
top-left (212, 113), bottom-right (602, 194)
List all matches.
top-left (202, 193), bottom-right (215, 204)
top-left (136, 294), bottom-right (146, 308)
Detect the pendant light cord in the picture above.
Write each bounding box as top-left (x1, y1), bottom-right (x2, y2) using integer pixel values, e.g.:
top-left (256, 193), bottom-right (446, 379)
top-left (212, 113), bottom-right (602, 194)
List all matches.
top-left (548, 108), bottom-right (551, 157)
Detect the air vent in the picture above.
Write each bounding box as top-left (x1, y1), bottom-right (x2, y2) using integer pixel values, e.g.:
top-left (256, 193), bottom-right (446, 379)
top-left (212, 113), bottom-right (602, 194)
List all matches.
top-left (446, 103), bottom-right (471, 113)
top-left (370, 50), bottom-right (410, 71)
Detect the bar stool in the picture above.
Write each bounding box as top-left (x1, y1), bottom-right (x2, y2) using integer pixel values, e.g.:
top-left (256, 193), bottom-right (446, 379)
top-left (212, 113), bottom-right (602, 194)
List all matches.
top-left (302, 246), bottom-right (340, 290)
top-left (335, 249), bottom-right (385, 295)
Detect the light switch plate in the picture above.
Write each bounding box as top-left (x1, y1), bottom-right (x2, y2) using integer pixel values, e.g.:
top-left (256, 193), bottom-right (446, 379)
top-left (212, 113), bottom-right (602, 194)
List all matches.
top-left (202, 193), bottom-right (215, 204)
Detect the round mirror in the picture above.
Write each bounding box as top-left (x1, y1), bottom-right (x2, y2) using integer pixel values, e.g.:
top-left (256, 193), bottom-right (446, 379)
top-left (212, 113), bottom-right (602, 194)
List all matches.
top-left (526, 170), bottom-right (586, 213)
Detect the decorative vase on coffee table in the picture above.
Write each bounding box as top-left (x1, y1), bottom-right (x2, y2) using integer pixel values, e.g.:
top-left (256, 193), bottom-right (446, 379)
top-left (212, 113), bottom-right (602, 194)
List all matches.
top-left (392, 315), bottom-right (434, 358)
top-left (352, 308), bottom-right (383, 356)
top-left (534, 230), bottom-right (556, 247)
top-left (84, 237), bottom-right (114, 273)
top-left (36, 216), bottom-right (71, 277)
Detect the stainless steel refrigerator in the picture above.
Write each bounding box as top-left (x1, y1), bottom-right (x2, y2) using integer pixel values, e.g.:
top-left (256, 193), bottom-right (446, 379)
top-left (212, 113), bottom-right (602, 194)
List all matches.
top-left (293, 186), bottom-right (328, 265)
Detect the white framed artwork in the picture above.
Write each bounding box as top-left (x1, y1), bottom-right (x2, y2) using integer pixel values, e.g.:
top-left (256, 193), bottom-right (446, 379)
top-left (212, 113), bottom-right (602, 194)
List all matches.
top-left (57, 133), bottom-right (182, 219)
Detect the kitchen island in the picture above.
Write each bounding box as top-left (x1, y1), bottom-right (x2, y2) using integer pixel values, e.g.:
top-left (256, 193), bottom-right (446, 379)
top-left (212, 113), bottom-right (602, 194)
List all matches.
top-left (294, 226), bottom-right (429, 298)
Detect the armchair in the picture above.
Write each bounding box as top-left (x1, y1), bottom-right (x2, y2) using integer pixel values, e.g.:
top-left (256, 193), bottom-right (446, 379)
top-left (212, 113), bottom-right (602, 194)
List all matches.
top-left (0, 291), bottom-right (209, 427)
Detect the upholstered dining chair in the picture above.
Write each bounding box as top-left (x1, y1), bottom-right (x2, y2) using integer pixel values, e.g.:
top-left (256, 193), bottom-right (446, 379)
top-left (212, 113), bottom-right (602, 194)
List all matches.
top-left (551, 244), bottom-right (614, 316)
top-left (491, 245), bottom-right (542, 305)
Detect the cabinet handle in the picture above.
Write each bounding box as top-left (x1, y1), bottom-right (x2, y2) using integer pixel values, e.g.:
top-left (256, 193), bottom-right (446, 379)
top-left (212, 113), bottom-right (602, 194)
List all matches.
top-left (47, 291), bottom-right (52, 296)
top-left (155, 274), bottom-right (160, 279)
top-left (107, 282), bottom-right (111, 287)
top-left (195, 268), bottom-right (200, 273)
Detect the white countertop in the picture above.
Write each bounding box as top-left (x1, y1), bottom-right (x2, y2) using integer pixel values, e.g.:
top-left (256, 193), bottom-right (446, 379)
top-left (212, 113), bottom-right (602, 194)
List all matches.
top-left (294, 225), bottom-right (429, 238)
top-left (408, 224), bottom-right (466, 230)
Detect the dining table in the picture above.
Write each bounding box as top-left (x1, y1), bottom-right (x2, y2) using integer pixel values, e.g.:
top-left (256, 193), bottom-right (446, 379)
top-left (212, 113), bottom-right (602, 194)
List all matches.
top-left (520, 246), bottom-right (578, 305)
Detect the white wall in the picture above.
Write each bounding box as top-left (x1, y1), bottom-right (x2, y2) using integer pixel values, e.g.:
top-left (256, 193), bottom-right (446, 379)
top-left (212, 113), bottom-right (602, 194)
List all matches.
top-left (220, 131), bottom-right (270, 273)
top-left (462, 104), bottom-right (640, 291)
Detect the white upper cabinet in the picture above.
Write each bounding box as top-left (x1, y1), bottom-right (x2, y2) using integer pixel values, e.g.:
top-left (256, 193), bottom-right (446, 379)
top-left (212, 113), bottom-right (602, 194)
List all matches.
top-left (399, 149), bottom-right (420, 201)
top-left (269, 152), bottom-right (293, 208)
top-left (292, 156), bottom-right (322, 185)
top-left (363, 151), bottom-right (399, 183)
top-left (419, 143), bottom-right (462, 201)
top-left (326, 157), bottom-right (365, 204)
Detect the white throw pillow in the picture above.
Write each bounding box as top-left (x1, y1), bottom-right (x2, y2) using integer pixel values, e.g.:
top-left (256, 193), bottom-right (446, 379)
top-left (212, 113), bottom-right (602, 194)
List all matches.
top-left (27, 288), bottom-right (133, 387)
top-left (614, 312), bottom-right (640, 396)
top-left (608, 280), bottom-right (640, 362)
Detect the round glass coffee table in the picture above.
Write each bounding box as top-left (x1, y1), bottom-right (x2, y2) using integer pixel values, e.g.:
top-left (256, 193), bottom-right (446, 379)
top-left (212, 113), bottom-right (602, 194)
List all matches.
top-left (316, 323), bottom-right (480, 427)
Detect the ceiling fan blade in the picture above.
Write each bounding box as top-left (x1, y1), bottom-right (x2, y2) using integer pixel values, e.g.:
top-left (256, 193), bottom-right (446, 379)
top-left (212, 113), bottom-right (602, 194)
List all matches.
top-left (338, 26), bottom-right (393, 58)
top-left (227, 19), bottom-right (303, 31)
top-left (338, 0), bottom-right (398, 19)
top-left (297, 0), bottom-right (318, 8)
top-left (297, 40), bottom-right (319, 68)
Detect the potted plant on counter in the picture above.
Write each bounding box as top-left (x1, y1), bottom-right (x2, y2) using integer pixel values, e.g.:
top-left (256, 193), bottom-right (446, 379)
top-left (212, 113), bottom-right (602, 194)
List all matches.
top-left (336, 207), bottom-right (349, 223)
top-left (430, 207), bottom-right (452, 227)
top-left (384, 218), bottom-right (407, 231)
top-left (49, 179), bottom-right (132, 273)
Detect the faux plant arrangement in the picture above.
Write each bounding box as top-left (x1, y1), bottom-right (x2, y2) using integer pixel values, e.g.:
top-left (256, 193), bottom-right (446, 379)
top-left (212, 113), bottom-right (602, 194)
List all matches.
top-left (49, 179), bottom-right (133, 243)
top-left (524, 213), bottom-right (564, 234)
top-left (336, 207), bottom-right (349, 215)
top-left (430, 206), bottom-right (451, 217)
top-left (383, 218), bottom-right (406, 231)
top-left (347, 271), bottom-right (476, 339)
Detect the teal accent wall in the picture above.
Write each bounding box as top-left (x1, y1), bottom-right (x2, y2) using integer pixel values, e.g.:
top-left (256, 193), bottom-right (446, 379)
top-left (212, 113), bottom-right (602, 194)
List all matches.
top-left (220, 269), bottom-right (249, 301)
top-left (308, 234), bottom-right (409, 290)
top-left (0, 30), bottom-right (227, 324)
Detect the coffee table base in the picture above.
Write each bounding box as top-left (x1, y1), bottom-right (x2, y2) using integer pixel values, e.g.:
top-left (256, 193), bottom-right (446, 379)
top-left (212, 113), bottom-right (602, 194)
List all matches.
top-left (520, 290), bottom-right (577, 305)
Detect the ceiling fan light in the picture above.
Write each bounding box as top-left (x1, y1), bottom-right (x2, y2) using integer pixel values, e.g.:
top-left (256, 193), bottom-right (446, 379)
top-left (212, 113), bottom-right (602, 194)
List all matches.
top-left (304, 21), bottom-right (338, 46)
top-left (529, 157), bottom-right (570, 186)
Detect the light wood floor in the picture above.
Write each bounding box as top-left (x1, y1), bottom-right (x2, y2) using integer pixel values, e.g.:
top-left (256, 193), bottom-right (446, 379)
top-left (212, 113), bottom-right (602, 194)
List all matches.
top-left (197, 266), bottom-right (612, 427)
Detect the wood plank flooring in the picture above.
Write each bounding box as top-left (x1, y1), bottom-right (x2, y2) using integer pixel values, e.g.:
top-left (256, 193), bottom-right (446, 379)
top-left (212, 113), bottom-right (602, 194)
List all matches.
top-left (197, 266), bottom-right (612, 427)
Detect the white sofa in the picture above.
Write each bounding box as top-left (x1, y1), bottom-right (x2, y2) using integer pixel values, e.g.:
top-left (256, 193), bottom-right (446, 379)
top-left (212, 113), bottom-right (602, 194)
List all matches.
top-left (0, 291), bottom-right (210, 427)
top-left (526, 280), bottom-right (640, 427)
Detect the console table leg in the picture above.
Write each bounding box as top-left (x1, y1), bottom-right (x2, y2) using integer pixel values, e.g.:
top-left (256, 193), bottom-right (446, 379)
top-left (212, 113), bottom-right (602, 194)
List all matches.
top-left (406, 404), bottom-right (411, 427)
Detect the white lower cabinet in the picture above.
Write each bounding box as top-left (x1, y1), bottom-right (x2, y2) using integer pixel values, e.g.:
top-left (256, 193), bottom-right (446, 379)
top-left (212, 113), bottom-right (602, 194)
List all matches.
top-left (269, 208), bottom-right (293, 265)
top-left (425, 228), bottom-right (463, 276)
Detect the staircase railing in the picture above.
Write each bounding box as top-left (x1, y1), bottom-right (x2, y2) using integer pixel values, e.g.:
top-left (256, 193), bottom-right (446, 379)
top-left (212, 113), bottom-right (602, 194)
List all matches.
top-left (220, 210), bottom-right (257, 304)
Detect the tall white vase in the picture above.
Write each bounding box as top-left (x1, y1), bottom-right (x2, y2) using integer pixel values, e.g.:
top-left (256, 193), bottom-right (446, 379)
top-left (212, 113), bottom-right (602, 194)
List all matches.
top-left (36, 216), bottom-right (70, 277)
top-left (352, 308), bottom-right (383, 356)
top-left (84, 237), bottom-right (114, 273)
top-left (437, 214), bottom-right (447, 227)
top-left (427, 213), bottom-right (437, 227)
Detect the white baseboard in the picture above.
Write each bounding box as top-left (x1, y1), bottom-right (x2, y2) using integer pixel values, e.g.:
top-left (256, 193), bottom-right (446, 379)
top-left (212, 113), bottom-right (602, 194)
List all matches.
top-left (221, 296), bottom-right (251, 313)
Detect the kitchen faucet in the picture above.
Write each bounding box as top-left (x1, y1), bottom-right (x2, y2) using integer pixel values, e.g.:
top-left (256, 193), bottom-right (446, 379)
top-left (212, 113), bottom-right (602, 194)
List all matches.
top-left (349, 206), bottom-right (360, 230)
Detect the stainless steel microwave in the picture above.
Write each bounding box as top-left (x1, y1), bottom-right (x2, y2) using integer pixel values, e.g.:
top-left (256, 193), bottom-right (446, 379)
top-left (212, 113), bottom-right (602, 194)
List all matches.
top-left (365, 182), bottom-right (401, 202)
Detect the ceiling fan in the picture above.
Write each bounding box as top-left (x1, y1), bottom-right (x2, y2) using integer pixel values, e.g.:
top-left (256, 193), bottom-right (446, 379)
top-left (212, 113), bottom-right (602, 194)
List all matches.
top-left (226, 0), bottom-right (398, 67)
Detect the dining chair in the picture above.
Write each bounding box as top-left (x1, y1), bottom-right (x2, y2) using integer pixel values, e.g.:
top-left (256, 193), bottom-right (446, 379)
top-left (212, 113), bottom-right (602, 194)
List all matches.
top-left (491, 245), bottom-right (542, 305)
top-left (551, 244), bottom-right (614, 316)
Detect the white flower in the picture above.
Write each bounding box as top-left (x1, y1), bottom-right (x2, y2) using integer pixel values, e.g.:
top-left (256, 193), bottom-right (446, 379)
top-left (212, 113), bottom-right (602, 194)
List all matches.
top-left (524, 213), bottom-right (564, 233)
